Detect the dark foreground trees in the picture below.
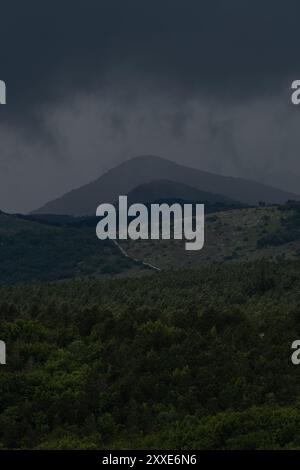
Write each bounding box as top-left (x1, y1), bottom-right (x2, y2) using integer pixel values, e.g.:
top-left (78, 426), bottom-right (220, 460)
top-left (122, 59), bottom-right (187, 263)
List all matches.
top-left (1, 261), bottom-right (300, 449)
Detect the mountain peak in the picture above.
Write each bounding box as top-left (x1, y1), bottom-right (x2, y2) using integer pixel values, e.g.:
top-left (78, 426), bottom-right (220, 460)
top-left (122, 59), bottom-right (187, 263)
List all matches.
top-left (115, 154), bottom-right (178, 170)
top-left (33, 156), bottom-right (300, 216)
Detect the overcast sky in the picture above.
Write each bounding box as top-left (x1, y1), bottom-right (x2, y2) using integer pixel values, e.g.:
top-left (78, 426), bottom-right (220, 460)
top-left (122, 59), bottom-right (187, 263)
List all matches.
top-left (1, 0), bottom-right (300, 213)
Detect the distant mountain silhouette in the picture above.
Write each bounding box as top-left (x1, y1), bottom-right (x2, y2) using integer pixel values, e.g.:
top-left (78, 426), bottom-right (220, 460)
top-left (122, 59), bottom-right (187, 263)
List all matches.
top-left (33, 155), bottom-right (300, 215)
top-left (125, 180), bottom-right (237, 205)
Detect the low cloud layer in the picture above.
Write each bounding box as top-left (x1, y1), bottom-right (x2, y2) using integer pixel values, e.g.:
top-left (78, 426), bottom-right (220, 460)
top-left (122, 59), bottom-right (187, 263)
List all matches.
top-left (1, 80), bottom-right (300, 213)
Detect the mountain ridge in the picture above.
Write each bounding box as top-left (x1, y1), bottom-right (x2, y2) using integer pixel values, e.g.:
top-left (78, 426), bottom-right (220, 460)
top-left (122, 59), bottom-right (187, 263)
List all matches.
top-left (125, 179), bottom-right (238, 205)
top-left (33, 155), bottom-right (300, 215)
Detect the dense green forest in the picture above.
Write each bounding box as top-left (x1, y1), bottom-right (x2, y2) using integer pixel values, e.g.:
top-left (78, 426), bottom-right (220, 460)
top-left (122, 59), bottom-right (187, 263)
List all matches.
top-left (1, 261), bottom-right (300, 449)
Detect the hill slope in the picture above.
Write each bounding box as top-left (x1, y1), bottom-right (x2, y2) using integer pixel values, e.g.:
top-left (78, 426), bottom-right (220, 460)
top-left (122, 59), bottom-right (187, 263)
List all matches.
top-left (0, 212), bottom-right (150, 283)
top-left (120, 203), bottom-right (300, 270)
top-left (3, 202), bottom-right (300, 282)
top-left (33, 155), bottom-right (300, 215)
top-left (125, 179), bottom-right (238, 205)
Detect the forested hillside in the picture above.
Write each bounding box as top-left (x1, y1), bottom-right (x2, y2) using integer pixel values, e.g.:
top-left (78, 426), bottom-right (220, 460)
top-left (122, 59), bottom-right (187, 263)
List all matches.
top-left (0, 212), bottom-right (150, 283)
top-left (122, 202), bottom-right (300, 269)
top-left (2, 202), bottom-right (300, 283)
top-left (1, 261), bottom-right (300, 449)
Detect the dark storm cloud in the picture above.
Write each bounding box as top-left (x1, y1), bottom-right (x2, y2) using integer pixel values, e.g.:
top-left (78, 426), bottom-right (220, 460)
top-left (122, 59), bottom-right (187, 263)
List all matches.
top-left (1, 0), bottom-right (300, 118)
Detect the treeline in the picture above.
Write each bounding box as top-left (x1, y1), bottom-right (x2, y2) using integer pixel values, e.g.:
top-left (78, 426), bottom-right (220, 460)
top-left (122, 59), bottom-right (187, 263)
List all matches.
top-left (1, 261), bottom-right (300, 449)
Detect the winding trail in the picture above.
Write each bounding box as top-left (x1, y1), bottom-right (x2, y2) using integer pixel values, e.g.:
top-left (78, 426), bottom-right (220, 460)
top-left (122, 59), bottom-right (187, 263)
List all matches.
top-left (112, 240), bottom-right (161, 272)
